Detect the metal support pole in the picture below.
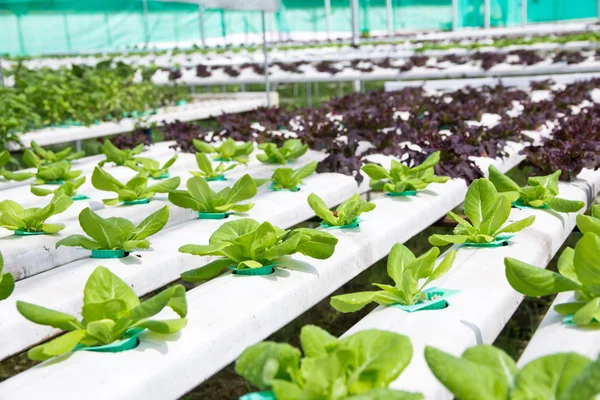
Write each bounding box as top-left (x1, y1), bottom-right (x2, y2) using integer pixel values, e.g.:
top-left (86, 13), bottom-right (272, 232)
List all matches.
top-left (306, 82), bottom-right (312, 107)
top-left (142, 0), bottom-right (150, 48)
top-left (314, 82), bottom-right (319, 99)
top-left (353, 79), bottom-right (360, 92)
top-left (484, 0), bottom-right (491, 29)
top-left (198, 4), bottom-right (206, 48)
top-left (293, 83), bottom-right (298, 98)
top-left (386, 0), bottom-right (393, 36)
top-left (351, 0), bottom-right (359, 46)
top-left (522, 0), bottom-right (527, 25)
top-left (325, 0), bottom-right (331, 40)
top-left (452, 0), bottom-right (458, 31)
top-left (261, 11), bottom-right (272, 107)
top-left (75, 140), bottom-right (82, 152)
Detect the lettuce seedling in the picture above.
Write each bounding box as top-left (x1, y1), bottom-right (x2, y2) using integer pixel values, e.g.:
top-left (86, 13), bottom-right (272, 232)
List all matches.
top-left (505, 232), bottom-right (600, 325)
top-left (125, 154), bottom-right (178, 179)
top-left (362, 152), bottom-right (450, 193)
top-left (257, 139), bottom-right (308, 164)
top-left (425, 344), bottom-right (600, 400)
top-left (30, 140), bottom-right (85, 163)
top-left (308, 193), bottom-right (375, 227)
top-left (331, 244), bottom-right (456, 312)
top-left (235, 324), bottom-right (422, 400)
top-left (91, 166), bottom-right (180, 205)
top-left (98, 140), bottom-right (150, 166)
top-left (193, 138), bottom-right (253, 163)
top-left (0, 150), bottom-right (34, 182)
top-left (0, 252), bottom-right (15, 302)
top-left (23, 151), bottom-right (83, 184)
top-left (0, 194), bottom-right (73, 233)
top-left (489, 165), bottom-right (584, 213)
top-left (56, 206), bottom-right (169, 252)
top-left (169, 175), bottom-right (257, 214)
top-left (31, 176), bottom-right (86, 198)
top-left (576, 204), bottom-right (600, 236)
top-left (429, 178), bottom-right (535, 246)
top-left (17, 266), bottom-right (187, 361)
top-left (178, 218), bottom-right (338, 281)
top-left (270, 161), bottom-right (317, 191)
top-left (189, 152), bottom-right (237, 180)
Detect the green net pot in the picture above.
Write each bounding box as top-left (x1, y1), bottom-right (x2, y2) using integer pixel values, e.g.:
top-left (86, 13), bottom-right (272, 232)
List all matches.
top-left (71, 194), bottom-right (89, 201)
top-left (205, 175), bottom-right (226, 182)
top-left (320, 217), bottom-right (361, 229)
top-left (44, 180), bottom-right (65, 185)
top-left (387, 190), bottom-right (417, 197)
top-left (91, 249), bottom-right (129, 259)
top-left (239, 392), bottom-right (276, 400)
top-left (269, 183), bottom-right (300, 192)
top-left (14, 230), bottom-right (49, 236)
top-left (511, 199), bottom-right (550, 210)
top-left (462, 234), bottom-right (514, 248)
top-left (198, 211), bottom-right (232, 220)
top-left (123, 198), bottom-right (151, 205)
top-left (393, 287), bottom-right (460, 313)
top-left (74, 328), bottom-right (143, 354)
top-left (228, 263), bottom-right (279, 276)
top-left (149, 173), bottom-right (170, 180)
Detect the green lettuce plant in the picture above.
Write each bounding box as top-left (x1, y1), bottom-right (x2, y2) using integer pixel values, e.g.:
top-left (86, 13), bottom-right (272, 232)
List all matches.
top-left (576, 204), bottom-right (600, 236)
top-left (56, 206), bottom-right (169, 253)
top-left (98, 140), bottom-right (150, 166)
top-left (331, 244), bottom-right (456, 312)
top-left (23, 150), bottom-right (83, 184)
top-left (30, 140), bottom-right (85, 163)
top-left (257, 139), bottom-right (308, 164)
top-left (125, 154), bottom-right (178, 179)
top-left (425, 344), bottom-right (600, 400)
top-left (0, 150), bottom-right (34, 181)
top-left (91, 166), bottom-right (180, 205)
top-left (505, 232), bottom-right (600, 325)
top-left (489, 166), bottom-right (584, 213)
top-left (31, 176), bottom-right (86, 198)
top-left (189, 152), bottom-right (237, 180)
top-left (429, 178), bottom-right (536, 246)
top-left (0, 194), bottom-right (73, 233)
top-left (17, 266), bottom-right (187, 361)
top-left (362, 152), bottom-right (450, 194)
top-left (235, 324), bottom-right (422, 400)
top-left (308, 193), bottom-right (375, 227)
top-left (168, 175), bottom-right (257, 215)
top-left (178, 218), bottom-right (338, 281)
top-left (0, 252), bottom-right (15, 302)
top-left (193, 138), bottom-right (253, 163)
top-left (270, 161), bottom-right (318, 191)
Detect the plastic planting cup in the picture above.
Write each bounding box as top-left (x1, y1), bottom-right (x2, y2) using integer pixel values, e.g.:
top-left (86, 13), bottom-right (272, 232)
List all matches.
top-left (198, 212), bottom-right (232, 220)
top-left (511, 199), bottom-right (550, 210)
top-left (71, 194), bottom-right (89, 201)
top-left (123, 198), bottom-right (151, 205)
top-left (44, 180), bottom-right (65, 185)
top-left (393, 287), bottom-right (460, 313)
top-left (214, 157), bottom-right (234, 162)
top-left (463, 234), bottom-right (514, 248)
top-left (14, 230), bottom-right (48, 236)
top-left (149, 173), bottom-right (170, 180)
top-left (269, 183), bottom-right (300, 192)
top-left (229, 263), bottom-right (279, 276)
top-left (74, 328), bottom-right (144, 354)
top-left (206, 175), bottom-right (226, 182)
top-left (91, 249), bottom-right (128, 259)
top-left (320, 217), bottom-right (361, 229)
top-left (388, 190), bottom-right (417, 197)
top-left (239, 392), bottom-right (276, 400)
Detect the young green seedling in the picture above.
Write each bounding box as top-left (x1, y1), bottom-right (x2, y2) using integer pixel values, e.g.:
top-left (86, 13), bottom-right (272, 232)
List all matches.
top-left (235, 324), bottom-right (422, 400)
top-left (24, 151), bottom-right (82, 184)
top-left (489, 165), bottom-right (584, 212)
top-left (0, 194), bottom-right (73, 234)
top-left (0, 150), bottom-right (34, 181)
top-left (308, 192), bottom-right (375, 227)
top-left (91, 166), bottom-right (180, 205)
top-left (270, 161), bottom-right (318, 191)
top-left (30, 176), bottom-right (86, 198)
top-left (178, 218), bottom-right (338, 281)
top-left (98, 140), bottom-right (151, 166)
top-left (331, 243), bottom-right (456, 312)
top-left (189, 152), bottom-right (237, 180)
top-left (30, 140), bottom-right (85, 163)
top-left (425, 344), bottom-right (600, 400)
top-left (505, 232), bottom-right (600, 325)
top-left (56, 206), bottom-right (169, 253)
top-left (0, 252), bottom-right (15, 302)
top-left (125, 154), bottom-right (178, 179)
top-left (257, 139), bottom-right (308, 164)
top-left (193, 138), bottom-right (253, 163)
top-left (17, 266), bottom-right (187, 361)
top-left (168, 175), bottom-right (257, 215)
top-left (362, 151), bottom-right (450, 194)
top-left (429, 178), bottom-right (535, 246)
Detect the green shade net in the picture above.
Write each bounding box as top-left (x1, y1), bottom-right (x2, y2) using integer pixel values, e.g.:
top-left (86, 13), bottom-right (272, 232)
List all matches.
top-left (0, 0), bottom-right (597, 56)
